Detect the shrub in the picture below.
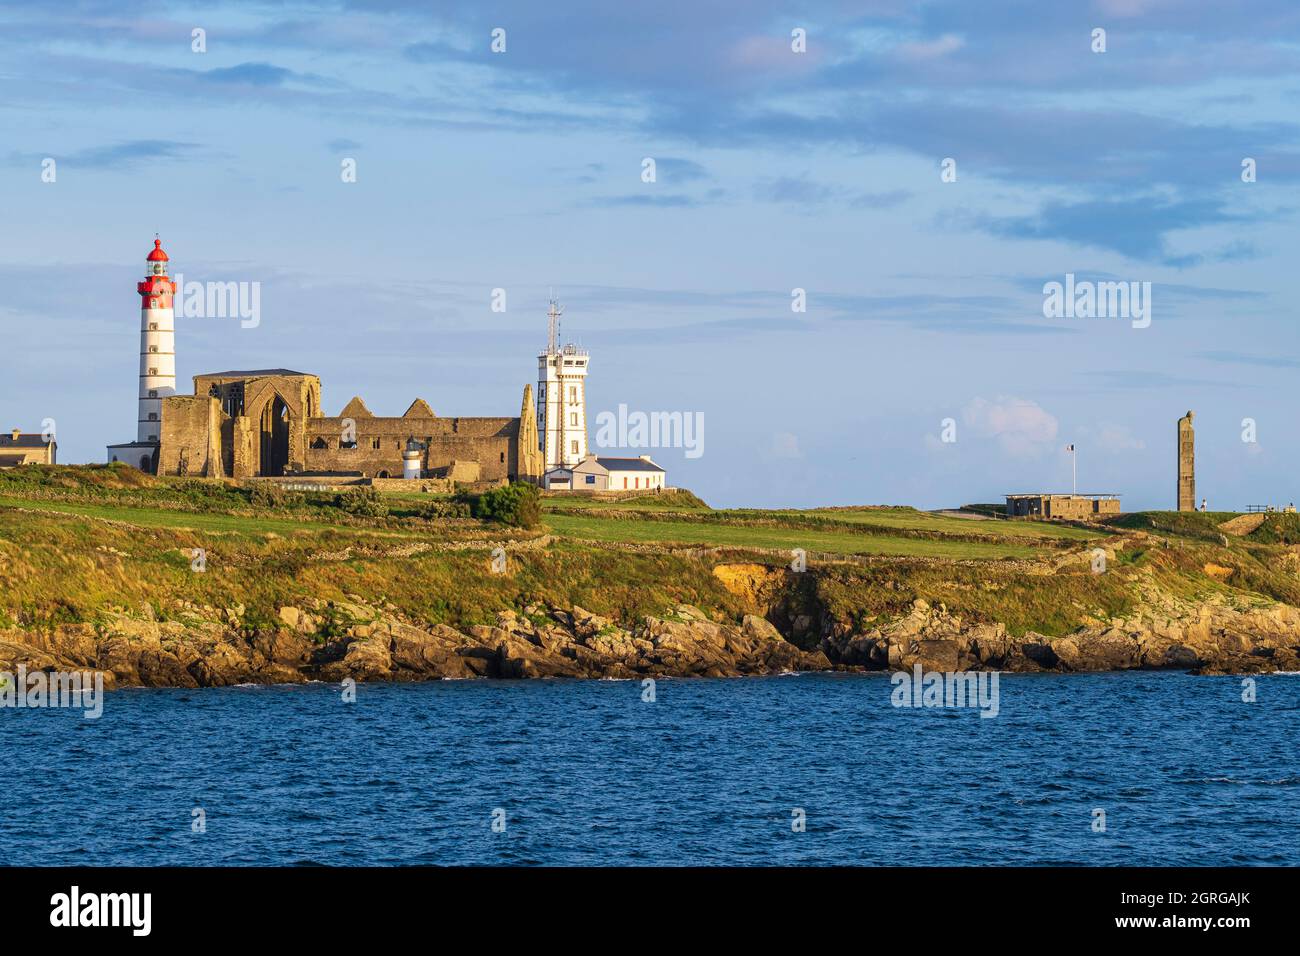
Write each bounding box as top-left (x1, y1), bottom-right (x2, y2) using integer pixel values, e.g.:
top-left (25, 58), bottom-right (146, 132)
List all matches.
top-left (464, 482), bottom-right (541, 529)
top-left (414, 498), bottom-right (472, 520)
top-left (335, 486), bottom-right (388, 517)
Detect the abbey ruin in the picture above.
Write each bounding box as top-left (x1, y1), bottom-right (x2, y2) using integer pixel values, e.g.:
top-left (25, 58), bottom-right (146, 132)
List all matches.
top-left (157, 370), bottom-right (543, 482)
top-left (108, 239), bottom-right (554, 484)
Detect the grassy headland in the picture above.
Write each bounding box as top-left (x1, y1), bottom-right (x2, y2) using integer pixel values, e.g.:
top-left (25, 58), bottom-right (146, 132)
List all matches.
top-left (2, 465), bottom-right (1299, 679)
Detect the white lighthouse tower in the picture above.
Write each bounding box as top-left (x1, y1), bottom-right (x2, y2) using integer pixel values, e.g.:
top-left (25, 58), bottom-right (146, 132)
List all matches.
top-left (107, 238), bottom-right (176, 471)
top-left (537, 297), bottom-right (590, 470)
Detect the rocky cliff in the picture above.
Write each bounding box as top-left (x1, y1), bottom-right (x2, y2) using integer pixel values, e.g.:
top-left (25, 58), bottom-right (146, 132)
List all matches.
top-left (3, 573), bottom-right (1297, 689)
top-left (0, 599), bottom-right (829, 688)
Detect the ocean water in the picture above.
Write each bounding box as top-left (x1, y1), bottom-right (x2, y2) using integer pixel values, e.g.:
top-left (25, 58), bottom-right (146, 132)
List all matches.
top-left (1, 672), bottom-right (1296, 866)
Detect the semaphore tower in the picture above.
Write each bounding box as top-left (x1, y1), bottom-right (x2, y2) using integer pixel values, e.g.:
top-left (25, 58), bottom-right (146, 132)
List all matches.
top-left (536, 297), bottom-right (589, 470)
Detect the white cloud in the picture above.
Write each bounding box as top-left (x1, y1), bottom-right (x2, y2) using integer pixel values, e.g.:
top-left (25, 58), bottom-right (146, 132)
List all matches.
top-left (767, 431), bottom-right (803, 460)
top-left (897, 33), bottom-right (964, 61)
top-left (1081, 423), bottom-right (1146, 454)
top-left (962, 396), bottom-right (1058, 457)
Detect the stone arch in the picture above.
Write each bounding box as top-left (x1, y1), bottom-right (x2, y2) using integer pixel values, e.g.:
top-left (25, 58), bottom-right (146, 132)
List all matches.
top-left (257, 394), bottom-right (292, 477)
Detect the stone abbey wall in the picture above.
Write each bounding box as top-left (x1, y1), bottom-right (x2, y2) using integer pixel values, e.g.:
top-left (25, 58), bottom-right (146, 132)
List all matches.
top-left (157, 371), bottom-right (543, 482)
top-left (306, 413), bottom-right (519, 479)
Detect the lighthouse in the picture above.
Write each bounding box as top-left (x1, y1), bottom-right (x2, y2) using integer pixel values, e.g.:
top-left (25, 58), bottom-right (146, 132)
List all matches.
top-left (537, 297), bottom-right (590, 470)
top-left (107, 238), bottom-right (176, 472)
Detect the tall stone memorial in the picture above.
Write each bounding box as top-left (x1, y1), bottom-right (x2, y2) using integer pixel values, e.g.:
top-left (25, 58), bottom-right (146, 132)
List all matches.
top-left (1177, 411), bottom-right (1195, 511)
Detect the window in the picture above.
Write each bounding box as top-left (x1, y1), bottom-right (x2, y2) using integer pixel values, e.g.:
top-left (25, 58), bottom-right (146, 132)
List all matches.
top-left (635, 477), bottom-right (640, 488)
top-left (149, 322), bottom-right (158, 331)
top-left (570, 440), bottom-right (578, 455)
top-left (569, 412), bottom-right (578, 426)
top-left (623, 477), bottom-right (628, 489)
top-left (148, 390), bottom-right (157, 398)
top-left (585, 475), bottom-right (595, 485)
top-left (499, 452), bottom-right (505, 463)
top-left (148, 367), bottom-right (158, 376)
top-left (371, 437), bottom-right (381, 450)
top-left (148, 412), bottom-right (158, 421)
top-left (568, 387), bottom-right (577, 403)
top-left (149, 345), bottom-right (158, 353)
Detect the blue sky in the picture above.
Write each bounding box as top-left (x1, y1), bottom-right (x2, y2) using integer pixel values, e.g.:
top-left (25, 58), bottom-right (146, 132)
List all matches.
top-left (2, 0), bottom-right (1298, 509)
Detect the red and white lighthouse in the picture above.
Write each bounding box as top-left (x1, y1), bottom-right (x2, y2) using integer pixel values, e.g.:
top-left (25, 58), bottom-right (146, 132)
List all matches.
top-left (136, 238), bottom-right (176, 443)
top-left (108, 238), bottom-right (177, 471)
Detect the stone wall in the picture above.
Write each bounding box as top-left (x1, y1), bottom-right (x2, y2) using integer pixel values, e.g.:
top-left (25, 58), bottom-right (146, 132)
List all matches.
top-left (159, 372), bottom-right (542, 482)
top-left (305, 415), bottom-right (518, 479)
top-left (157, 396), bottom-right (223, 477)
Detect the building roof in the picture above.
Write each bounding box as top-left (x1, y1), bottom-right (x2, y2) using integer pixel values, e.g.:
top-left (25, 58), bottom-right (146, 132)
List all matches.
top-left (201, 369), bottom-right (312, 378)
top-left (147, 238), bottom-right (169, 262)
top-left (1003, 494), bottom-right (1118, 502)
top-left (593, 456), bottom-right (664, 473)
top-left (1, 433), bottom-right (53, 448)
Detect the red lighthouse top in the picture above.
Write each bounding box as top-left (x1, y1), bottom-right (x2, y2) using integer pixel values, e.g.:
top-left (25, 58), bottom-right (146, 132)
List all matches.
top-left (139, 237), bottom-right (175, 308)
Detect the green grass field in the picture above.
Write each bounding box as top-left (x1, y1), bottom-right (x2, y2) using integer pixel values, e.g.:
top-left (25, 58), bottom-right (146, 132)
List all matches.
top-left (5, 465), bottom-right (1300, 641)
top-left (542, 511), bottom-right (1039, 559)
top-left (0, 495), bottom-right (406, 538)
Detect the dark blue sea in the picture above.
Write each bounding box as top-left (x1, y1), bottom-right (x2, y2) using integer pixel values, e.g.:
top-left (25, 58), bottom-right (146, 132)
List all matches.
top-left (2, 673), bottom-right (1296, 866)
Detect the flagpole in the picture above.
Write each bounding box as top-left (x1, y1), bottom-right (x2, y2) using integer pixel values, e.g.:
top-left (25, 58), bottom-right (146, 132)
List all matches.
top-left (1072, 446), bottom-right (1077, 495)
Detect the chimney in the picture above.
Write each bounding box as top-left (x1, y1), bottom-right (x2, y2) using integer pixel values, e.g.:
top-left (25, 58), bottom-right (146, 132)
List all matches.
top-left (10, 428), bottom-right (19, 442)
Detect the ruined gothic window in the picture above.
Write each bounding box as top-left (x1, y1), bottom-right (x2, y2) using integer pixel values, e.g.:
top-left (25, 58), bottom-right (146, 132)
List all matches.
top-left (310, 437), bottom-right (327, 449)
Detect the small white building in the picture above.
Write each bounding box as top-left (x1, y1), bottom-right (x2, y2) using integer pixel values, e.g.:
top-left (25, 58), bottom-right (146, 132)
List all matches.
top-left (572, 455), bottom-right (666, 491)
top-left (541, 466), bottom-right (574, 490)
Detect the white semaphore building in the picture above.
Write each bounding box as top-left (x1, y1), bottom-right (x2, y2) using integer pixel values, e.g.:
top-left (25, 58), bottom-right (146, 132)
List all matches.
top-left (107, 237), bottom-right (176, 471)
top-left (537, 297), bottom-right (589, 470)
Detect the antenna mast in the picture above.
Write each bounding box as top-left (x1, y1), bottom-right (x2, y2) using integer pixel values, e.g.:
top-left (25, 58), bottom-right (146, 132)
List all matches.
top-left (547, 292), bottom-right (563, 356)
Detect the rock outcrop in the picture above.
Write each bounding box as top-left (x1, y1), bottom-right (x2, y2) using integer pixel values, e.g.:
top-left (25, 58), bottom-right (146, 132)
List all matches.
top-left (4, 571), bottom-right (1298, 689)
top-left (0, 600), bottom-right (830, 688)
top-left (817, 595), bottom-right (1300, 675)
